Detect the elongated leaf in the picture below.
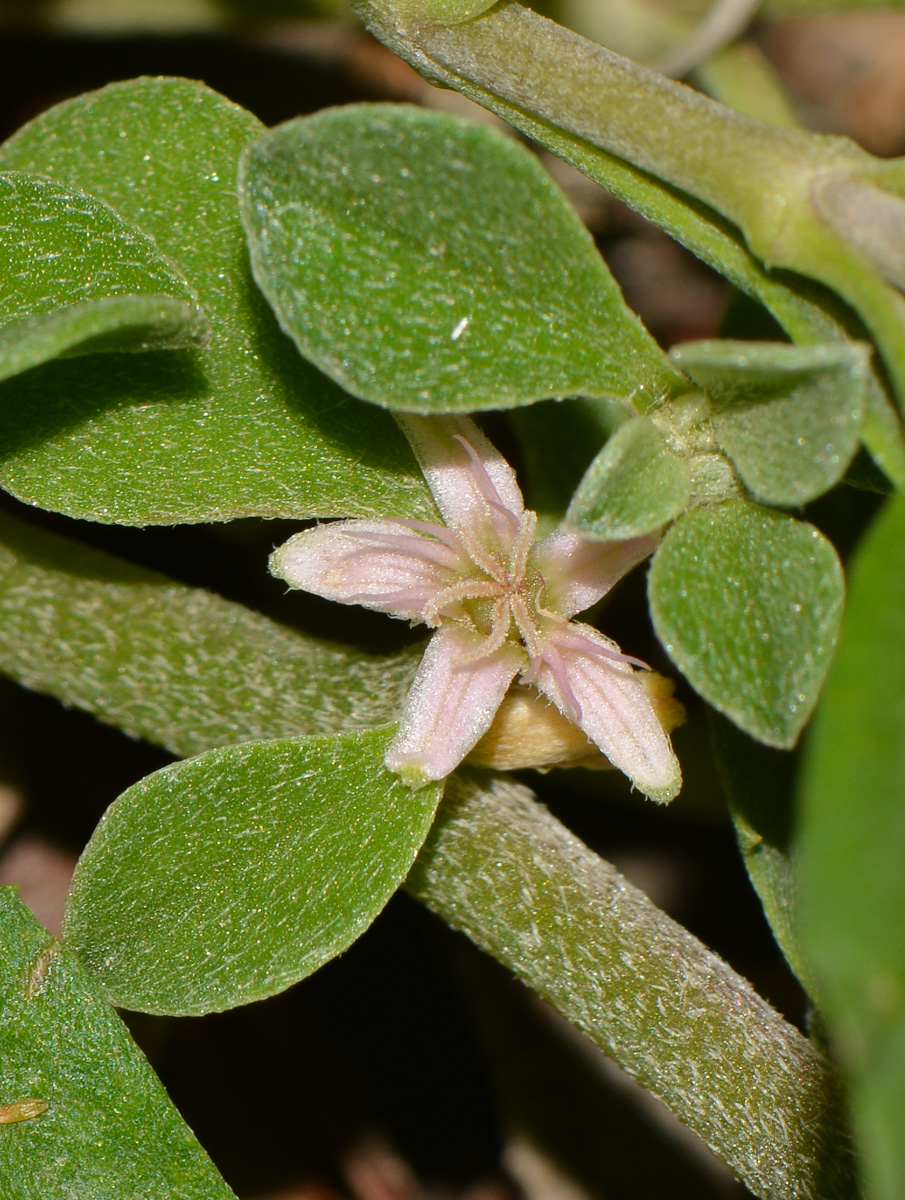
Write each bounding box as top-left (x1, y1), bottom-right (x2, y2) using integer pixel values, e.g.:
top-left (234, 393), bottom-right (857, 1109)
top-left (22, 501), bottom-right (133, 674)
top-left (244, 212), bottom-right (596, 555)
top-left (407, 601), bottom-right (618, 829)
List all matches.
top-left (798, 495), bottom-right (905, 1200)
top-left (670, 340), bottom-right (868, 506)
top-left (0, 510), bottom-right (418, 759)
top-left (648, 500), bottom-right (844, 747)
top-left (0, 79), bottom-right (432, 525)
top-left (0, 170), bottom-right (208, 382)
top-left (63, 728), bottom-right (443, 1014)
top-left (239, 103), bottom-right (680, 414)
top-left (565, 415), bottom-right (690, 539)
top-left (0, 889), bottom-right (236, 1199)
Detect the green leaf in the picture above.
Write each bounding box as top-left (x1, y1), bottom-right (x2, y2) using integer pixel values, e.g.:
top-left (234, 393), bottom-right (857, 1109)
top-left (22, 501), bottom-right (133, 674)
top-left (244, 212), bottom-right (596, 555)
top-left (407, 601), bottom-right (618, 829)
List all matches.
top-left (350, 0), bottom-right (905, 492)
top-left (565, 415), bottom-right (690, 540)
top-left (670, 340), bottom-right (868, 507)
top-left (798, 494), bottom-right (905, 1200)
top-left (709, 711), bottom-right (816, 996)
top-left (0, 888), bottom-right (236, 1199)
top-left (62, 728), bottom-right (443, 1015)
top-left (0, 170), bottom-right (208, 382)
top-left (648, 500), bottom-right (844, 748)
top-left (238, 103), bottom-right (680, 414)
top-left (0, 510), bottom-right (418, 759)
top-left (509, 397), bottom-right (626, 525)
top-left (0, 78), bottom-right (432, 525)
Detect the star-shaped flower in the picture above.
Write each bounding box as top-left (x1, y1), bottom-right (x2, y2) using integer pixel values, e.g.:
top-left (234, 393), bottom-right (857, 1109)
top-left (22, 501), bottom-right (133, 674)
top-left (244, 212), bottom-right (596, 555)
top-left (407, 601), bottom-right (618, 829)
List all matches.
top-left (271, 415), bottom-right (682, 803)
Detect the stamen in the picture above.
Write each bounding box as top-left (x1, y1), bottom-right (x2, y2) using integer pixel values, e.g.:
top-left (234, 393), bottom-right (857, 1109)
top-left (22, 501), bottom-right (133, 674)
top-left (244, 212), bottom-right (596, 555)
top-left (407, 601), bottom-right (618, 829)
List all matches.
top-left (423, 577), bottom-right (501, 625)
top-left (510, 593), bottom-right (544, 660)
top-left (456, 526), bottom-right (509, 584)
top-left (458, 598), bottom-right (514, 661)
top-left (536, 643), bottom-right (583, 723)
top-left (555, 626), bottom-right (650, 671)
top-left (453, 434), bottom-right (521, 536)
top-left (339, 527), bottom-right (461, 569)
top-left (509, 510), bottom-right (537, 581)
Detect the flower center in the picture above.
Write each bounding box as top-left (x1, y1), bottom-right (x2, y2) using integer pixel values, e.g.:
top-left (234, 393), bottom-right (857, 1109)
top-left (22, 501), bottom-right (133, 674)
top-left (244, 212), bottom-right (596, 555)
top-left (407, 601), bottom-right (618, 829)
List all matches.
top-left (422, 508), bottom-right (552, 665)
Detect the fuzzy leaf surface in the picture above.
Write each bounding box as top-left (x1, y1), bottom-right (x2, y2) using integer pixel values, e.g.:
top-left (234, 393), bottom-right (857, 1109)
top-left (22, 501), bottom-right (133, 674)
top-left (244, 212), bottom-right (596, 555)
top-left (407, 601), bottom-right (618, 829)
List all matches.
top-left (565, 415), bottom-right (690, 539)
top-left (349, 0), bottom-right (905, 490)
top-left (63, 729), bottom-right (443, 1015)
top-left (0, 170), bottom-right (208, 382)
top-left (798, 495), bottom-right (905, 1200)
top-left (648, 500), bottom-right (844, 747)
top-left (0, 79), bottom-right (431, 524)
top-left (239, 103), bottom-right (679, 413)
top-left (0, 889), bottom-right (236, 1199)
top-left (670, 340), bottom-right (868, 507)
top-left (0, 511), bottom-right (418, 759)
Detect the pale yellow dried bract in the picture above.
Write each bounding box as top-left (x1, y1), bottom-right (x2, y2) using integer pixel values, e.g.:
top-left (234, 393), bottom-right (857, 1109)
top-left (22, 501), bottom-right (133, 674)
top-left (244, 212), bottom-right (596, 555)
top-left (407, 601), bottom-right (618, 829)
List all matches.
top-left (468, 673), bottom-right (686, 772)
top-left (0, 1099), bottom-right (48, 1125)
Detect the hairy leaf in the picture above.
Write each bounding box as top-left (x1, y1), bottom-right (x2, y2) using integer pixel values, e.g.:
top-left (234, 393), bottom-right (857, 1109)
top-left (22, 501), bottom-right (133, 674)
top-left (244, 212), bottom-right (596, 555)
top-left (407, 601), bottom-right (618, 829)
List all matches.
top-left (670, 340), bottom-right (868, 507)
top-left (63, 728), bottom-right (443, 1014)
top-left (0, 79), bottom-right (431, 524)
top-left (565, 415), bottom-right (690, 539)
top-left (0, 170), bottom-right (208, 382)
top-left (239, 103), bottom-right (680, 413)
top-left (0, 889), bottom-right (236, 1198)
top-left (648, 500), bottom-right (844, 747)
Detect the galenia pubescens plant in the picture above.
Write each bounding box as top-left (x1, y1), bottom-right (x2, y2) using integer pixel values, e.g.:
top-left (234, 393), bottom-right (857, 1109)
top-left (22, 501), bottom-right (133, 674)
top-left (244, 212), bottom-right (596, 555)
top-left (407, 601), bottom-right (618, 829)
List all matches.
top-left (1, 0), bottom-right (905, 1193)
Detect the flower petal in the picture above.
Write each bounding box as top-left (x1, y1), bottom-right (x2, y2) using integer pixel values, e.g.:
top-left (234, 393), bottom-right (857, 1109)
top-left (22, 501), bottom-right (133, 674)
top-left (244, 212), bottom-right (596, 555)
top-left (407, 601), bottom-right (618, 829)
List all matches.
top-left (385, 624), bottom-right (522, 786)
top-left (533, 530), bottom-right (659, 617)
top-left (533, 622), bottom-right (681, 803)
top-left (270, 520), bottom-right (462, 621)
top-left (397, 414), bottom-right (524, 540)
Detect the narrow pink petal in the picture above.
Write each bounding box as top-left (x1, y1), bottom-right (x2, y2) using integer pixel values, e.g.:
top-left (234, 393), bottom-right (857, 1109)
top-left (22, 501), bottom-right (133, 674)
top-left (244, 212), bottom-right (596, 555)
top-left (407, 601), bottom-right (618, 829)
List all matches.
top-left (533, 623), bottom-right (681, 803)
top-left (533, 530), bottom-right (660, 617)
top-left (396, 414), bottom-right (524, 536)
top-left (385, 624), bottom-right (522, 787)
top-left (269, 520), bottom-right (462, 621)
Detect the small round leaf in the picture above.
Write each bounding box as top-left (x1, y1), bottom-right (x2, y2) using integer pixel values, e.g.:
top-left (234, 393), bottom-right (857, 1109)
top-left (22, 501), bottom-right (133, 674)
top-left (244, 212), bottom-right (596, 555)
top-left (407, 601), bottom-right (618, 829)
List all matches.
top-left (649, 500), bottom-right (844, 747)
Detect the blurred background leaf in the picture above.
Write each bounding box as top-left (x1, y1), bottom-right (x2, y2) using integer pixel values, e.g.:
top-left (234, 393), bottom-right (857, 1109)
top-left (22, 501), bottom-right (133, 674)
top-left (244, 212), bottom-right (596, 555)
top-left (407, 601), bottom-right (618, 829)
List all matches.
top-left (798, 493), bottom-right (905, 1200)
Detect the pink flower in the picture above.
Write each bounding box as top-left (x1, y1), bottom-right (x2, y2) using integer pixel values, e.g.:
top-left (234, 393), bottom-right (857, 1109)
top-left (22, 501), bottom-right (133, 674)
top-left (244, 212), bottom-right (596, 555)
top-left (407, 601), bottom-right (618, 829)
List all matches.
top-left (271, 415), bottom-right (682, 803)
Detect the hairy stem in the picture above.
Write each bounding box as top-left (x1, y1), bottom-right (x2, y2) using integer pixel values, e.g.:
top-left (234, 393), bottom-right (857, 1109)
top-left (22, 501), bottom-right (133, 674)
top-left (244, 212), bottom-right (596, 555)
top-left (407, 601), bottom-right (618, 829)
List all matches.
top-left (407, 772), bottom-right (859, 1200)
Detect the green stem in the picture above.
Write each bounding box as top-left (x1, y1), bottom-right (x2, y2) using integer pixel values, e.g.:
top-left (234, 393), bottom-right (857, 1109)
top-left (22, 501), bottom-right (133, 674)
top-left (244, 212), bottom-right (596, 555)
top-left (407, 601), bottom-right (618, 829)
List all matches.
top-left (407, 772), bottom-right (859, 1200)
